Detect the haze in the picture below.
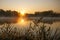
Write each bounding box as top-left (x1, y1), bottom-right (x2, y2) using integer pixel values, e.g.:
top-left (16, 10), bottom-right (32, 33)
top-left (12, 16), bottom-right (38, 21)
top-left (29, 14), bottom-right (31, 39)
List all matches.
top-left (0, 0), bottom-right (60, 13)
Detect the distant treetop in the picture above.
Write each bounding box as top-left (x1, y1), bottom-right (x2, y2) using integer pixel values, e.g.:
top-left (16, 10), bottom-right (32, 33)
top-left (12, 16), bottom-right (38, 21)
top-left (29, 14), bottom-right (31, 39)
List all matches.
top-left (0, 9), bottom-right (20, 17)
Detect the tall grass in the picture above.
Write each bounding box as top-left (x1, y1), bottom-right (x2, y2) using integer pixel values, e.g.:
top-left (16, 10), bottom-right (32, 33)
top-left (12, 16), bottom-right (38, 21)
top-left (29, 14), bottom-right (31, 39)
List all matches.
top-left (0, 23), bottom-right (60, 40)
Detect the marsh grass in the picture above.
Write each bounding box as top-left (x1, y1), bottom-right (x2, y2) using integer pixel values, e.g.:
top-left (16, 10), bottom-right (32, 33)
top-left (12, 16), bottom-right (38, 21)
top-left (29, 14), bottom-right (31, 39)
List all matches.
top-left (0, 22), bottom-right (60, 40)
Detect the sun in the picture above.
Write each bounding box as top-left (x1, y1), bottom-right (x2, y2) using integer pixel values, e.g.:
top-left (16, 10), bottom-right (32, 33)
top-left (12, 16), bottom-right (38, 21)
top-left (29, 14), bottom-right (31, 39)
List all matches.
top-left (20, 9), bottom-right (26, 16)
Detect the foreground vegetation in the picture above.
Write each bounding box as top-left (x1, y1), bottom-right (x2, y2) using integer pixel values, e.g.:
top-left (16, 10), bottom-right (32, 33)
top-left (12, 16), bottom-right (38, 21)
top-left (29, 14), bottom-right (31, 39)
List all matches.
top-left (0, 23), bottom-right (60, 40)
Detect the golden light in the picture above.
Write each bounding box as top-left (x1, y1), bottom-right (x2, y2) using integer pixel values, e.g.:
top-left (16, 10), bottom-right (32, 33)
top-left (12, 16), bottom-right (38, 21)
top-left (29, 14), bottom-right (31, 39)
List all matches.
top-left (17, 18), bottom-right (25, 24)
top-left (20, 19), bottom-right (24, 23)
top-left (17, 18), bottom-right (30, 27)
top-left (16, 8), bottom-right (29, 27)
top-left (20, 8), bottom-right (26, 16)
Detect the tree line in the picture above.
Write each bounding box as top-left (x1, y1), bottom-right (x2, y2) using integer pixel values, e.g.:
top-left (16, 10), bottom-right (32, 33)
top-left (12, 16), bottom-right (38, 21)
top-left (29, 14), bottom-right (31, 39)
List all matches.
top-left (0, 9), bottom-right (20, 17)
top-left (26, 10), bottom-right (60, 17)
top-left (0, 9), bottom-right (60, 17)
top-left (35, 10), bottom-right (60, 17)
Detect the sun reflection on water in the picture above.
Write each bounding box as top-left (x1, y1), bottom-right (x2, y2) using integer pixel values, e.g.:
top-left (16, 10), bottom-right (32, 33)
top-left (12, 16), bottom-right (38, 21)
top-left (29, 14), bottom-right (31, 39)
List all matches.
top-left (17, 8), bottom-right (29, 27)
top-left (17, 18), bottom-right (29, 27)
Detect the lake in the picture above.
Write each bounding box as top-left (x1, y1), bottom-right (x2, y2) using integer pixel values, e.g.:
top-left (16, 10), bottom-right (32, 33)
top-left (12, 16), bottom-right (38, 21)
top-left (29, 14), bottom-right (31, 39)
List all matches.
top-left (0, 17), bottom-right (60, 30)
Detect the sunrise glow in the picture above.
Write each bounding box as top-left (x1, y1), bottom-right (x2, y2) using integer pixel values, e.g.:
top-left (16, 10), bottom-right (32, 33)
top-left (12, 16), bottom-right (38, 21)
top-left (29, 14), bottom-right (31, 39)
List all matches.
top-left (20, 19), bottom-right (24, 23)
top-left (20, 8), bottom-right (26, 16)
top-left (17, 18), bottom-right (29, 26)
top-left (17, 18), bottom-right (24, 24)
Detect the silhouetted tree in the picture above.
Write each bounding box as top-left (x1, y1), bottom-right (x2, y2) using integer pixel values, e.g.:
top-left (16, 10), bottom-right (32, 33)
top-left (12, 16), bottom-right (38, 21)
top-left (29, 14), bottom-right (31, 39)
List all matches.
top-left (0, 9), bottom-right (20, 17)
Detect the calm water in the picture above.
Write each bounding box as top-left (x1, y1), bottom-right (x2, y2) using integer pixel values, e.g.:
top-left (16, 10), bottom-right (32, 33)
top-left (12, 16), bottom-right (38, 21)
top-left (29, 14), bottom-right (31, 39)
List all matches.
top-left (0, 17), bottom-right (60, 29)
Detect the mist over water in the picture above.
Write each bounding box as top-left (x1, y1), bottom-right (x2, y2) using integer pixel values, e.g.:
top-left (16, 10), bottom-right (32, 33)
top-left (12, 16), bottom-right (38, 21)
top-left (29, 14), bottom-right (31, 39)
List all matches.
top-left (0, 17), bottom-right (60, 29)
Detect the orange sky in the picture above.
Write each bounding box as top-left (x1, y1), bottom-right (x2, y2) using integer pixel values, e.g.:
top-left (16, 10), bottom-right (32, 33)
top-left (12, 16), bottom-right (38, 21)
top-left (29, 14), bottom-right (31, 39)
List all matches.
top-left (0, 0), bottom-right (60, 13)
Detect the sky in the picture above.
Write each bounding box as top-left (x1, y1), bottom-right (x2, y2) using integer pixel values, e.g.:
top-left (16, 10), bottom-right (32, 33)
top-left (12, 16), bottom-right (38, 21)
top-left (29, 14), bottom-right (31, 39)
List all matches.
top-left (0, 0), bottom-right (60, 13)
